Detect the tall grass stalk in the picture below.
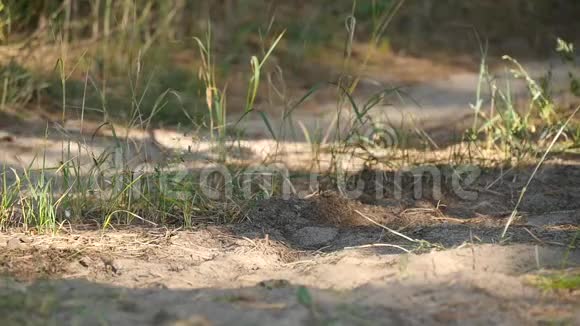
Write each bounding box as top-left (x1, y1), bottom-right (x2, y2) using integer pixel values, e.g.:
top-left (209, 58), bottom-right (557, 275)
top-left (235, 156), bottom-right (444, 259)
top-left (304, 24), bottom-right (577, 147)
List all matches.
top-left (0, 166), bottom-right (20, 229)
top-left (501, 104), bottom-right (580, 238)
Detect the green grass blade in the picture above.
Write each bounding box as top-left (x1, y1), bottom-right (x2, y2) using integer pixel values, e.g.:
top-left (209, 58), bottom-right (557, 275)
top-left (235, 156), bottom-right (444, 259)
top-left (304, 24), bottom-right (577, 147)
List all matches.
top-left (258, 111), bottom-right (277, 141)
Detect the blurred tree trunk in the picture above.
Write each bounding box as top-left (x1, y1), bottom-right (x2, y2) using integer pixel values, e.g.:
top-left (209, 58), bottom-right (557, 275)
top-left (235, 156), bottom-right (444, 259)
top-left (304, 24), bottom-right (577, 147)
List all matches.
top-left (36, 0), bottom-right (50, 37)
top-left (172, 0), bottom-right (186, 40)
top-left (408, 0), bottom-right (432, 52)
top-left (91, 0), bottom-right (101, 40)
top-left (223, 0), bottom-right (236, 28)
top-left (121, 0), bottom-right (132, 32)
top-left (63, 0), bottom-right (71, 43)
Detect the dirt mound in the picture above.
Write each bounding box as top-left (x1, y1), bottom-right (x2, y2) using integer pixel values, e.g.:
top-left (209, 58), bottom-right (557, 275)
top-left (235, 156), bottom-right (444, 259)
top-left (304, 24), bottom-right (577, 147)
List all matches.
top-left (0, 247), bottom-right (81, 281)
top-left (239, 191), bottom-right (442, 249)
top-left (0, 232), bottom-right (579, 325)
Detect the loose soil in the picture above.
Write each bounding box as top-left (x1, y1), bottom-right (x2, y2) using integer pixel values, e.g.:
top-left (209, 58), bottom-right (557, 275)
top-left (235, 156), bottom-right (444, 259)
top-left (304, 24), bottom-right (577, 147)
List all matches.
top-left (0, 163), bottom-right (579, 325)
top-left (0, 58), bottom-right (579, 325)
top-left (0, 212), bottom-right (579, 325)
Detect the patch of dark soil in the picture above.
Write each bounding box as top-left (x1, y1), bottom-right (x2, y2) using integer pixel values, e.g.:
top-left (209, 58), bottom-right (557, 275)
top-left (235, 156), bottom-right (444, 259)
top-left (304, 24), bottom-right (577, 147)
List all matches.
top-left (235, 159), bottom-right (580, 251)
top-left (238, 191), bottom-right (441, 249)
top-left (518, 164), bottom-right (580, 213)
top-left (235, 187), bottom-right (578, 251)
top-left (0, 247), bottom-right (84, 281)
top-left (248, 191), bottom-right (437, 228)
top-left (410, 224), bottom-right (578, 248)
top-left (474, 163), bottom-right (580, 216)
top-left (350, 162), bottom-right (580, 219)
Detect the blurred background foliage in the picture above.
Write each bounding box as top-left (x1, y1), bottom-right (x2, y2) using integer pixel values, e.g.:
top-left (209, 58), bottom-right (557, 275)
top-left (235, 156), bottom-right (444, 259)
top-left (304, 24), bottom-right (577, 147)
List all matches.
top-left (0, 0), bottom-right (578, 125)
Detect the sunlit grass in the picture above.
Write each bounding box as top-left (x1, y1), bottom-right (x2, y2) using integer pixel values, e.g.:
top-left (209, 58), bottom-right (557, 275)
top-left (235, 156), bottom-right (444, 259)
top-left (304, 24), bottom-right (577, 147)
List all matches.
top-left (0, 0), bottom-right (577, 235)
top-left (529, 270), bottom-right (580, 292)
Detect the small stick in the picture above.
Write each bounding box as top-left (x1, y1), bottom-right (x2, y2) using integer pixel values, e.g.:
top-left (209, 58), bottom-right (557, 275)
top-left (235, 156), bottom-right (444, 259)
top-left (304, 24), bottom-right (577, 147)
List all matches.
top-left (344, 243), bottom-right (411, 253)
top-left (354, 209), bottom-right (417, 243)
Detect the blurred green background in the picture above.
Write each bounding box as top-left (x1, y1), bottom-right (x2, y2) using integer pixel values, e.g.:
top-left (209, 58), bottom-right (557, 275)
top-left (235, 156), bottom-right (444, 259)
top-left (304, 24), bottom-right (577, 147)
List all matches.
top-left (0, 0), bottom-right (578, 125)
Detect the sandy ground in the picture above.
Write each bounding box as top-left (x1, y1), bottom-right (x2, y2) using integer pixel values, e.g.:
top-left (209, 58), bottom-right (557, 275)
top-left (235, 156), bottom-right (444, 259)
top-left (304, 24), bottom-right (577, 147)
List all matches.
top-left (0, 56), bottom-right (579, 325)
top-left (0, 216), bottom-right (579, 325)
